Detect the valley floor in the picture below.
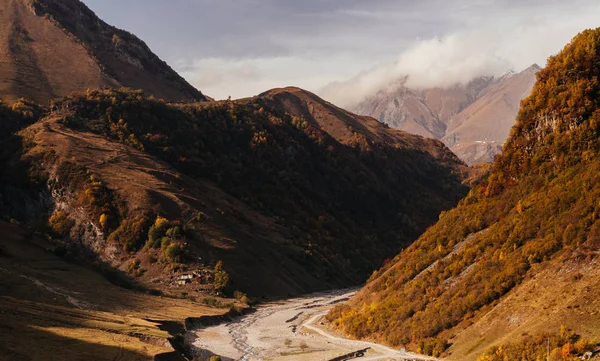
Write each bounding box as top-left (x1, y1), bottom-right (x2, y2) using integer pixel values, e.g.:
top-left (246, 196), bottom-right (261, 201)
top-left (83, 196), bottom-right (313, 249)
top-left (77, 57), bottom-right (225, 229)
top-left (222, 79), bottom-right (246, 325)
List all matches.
top-left (188, 289), bottom-right (435, 361)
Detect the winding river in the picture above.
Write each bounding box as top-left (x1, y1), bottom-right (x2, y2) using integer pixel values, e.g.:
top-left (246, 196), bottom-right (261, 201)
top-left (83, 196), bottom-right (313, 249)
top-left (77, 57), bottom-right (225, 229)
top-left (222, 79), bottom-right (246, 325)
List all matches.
top-left (186, 289), bottom-right (435, 361)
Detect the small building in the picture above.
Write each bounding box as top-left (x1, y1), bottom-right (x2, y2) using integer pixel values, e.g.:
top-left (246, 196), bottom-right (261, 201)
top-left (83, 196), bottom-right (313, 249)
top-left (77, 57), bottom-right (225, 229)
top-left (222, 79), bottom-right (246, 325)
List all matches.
top-left (179, 274), bottom-right (193, 280)
top-left (177, 279), bottom-right (191, 286)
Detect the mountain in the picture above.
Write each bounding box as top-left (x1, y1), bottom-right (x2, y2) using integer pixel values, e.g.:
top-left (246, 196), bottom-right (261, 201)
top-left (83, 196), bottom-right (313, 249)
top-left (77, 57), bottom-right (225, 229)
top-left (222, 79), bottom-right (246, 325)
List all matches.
top-left (442, 64), bottom-right (541, 164)
top-left (0, 0), bottom-right (205, 104)
top-left (352, 67), bottom-right (539, 165)
top-left (0, 86), bottom-right (472, 298)
top-left (352, 76), bottom-right (496, 140)
top-left (327, 29), bottom-right (600, 361)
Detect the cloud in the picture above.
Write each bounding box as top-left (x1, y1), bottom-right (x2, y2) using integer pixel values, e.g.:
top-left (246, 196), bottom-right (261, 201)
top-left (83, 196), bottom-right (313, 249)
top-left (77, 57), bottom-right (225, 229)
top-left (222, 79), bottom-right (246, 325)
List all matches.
top-left (178, 59), bottom-right (261, 88)
top-left (318, 1), bottom-right (600, 108)
top-left (85, 0), bottom-right (600, 104)
top-left (179, 56), bottom-right (356, 100)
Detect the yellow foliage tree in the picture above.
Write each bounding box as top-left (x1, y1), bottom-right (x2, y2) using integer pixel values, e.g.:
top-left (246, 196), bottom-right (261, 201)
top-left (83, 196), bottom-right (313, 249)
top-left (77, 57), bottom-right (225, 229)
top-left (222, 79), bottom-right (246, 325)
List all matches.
top-left (99, 214), bottom-right (108, 231)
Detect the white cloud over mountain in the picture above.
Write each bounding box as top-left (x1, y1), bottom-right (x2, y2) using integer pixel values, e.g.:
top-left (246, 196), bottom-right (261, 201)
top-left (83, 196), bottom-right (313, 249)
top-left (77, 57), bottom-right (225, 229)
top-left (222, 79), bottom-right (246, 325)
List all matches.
top-left (85, 0), bottom-right (600, 102)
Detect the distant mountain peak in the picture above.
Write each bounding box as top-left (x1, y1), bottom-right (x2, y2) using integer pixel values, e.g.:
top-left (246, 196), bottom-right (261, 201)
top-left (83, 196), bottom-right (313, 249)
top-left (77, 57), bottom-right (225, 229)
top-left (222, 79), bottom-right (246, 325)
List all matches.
top-left (351, 66), bottom-right (539, 164)
top-left (499, 69), bottom-right (517, 79)
top-left (526, 63), bottom-right (542, 72)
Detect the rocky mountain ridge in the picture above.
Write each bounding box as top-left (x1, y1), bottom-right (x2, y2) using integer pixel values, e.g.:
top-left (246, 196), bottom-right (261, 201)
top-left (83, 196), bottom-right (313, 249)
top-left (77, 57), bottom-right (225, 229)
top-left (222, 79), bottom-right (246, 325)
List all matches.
top-left (352, 65), bottom-right (540, 164)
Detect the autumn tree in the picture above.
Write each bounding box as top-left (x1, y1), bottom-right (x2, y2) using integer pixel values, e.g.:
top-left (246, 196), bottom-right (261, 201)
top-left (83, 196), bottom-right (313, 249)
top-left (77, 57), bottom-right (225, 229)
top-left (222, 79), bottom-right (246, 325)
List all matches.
top-left (213, 260), bottom-right (230, 293)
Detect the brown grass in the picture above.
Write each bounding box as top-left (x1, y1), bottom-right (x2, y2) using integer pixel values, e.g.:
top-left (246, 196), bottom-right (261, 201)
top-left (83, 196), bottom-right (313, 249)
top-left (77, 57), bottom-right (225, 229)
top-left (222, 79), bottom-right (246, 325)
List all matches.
top-left (447, 258), bottom-right (600, 361)
top-left (0, 0), bottom-right (112, 104)
top-left (0, 221), bottom-right (226, 361)
top-left (0, 0), bottom-right (203, 104)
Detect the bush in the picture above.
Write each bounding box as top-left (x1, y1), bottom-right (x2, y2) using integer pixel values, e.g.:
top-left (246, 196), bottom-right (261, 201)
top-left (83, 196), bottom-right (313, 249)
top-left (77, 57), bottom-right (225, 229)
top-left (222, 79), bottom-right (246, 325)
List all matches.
top-left (165, 226), bottom-right (181, 238)
top-left (160, 236), bottom-right (171, 249)
top-left (99, 213), bottom-right (109, 231)
top-left (199, 297), bottom-right (232, 309)
top-left (476, 328), bottom-right (595, 361)
top-left (53, 243), bottom-right (77, 261)
top-left (234, 290), bottom-right (250, 304)
top-left (108, 216), bottom-right (150, 252)
top-left (165, 242), bottom-right (183, 263)
top-left (147, 216), bottom-right (174, 248)
top-left (127, 259), bottom-right (144, 277)
top-left (48, 210), bottom-right (74, 238)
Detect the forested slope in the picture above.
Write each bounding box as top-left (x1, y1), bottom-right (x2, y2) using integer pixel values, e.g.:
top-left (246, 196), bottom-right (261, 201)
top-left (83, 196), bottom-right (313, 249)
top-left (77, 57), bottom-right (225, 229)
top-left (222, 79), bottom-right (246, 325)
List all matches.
top-left (0, 87), bottom-right (470, 297)
top-left (327, 29), bottom-right (600, 360)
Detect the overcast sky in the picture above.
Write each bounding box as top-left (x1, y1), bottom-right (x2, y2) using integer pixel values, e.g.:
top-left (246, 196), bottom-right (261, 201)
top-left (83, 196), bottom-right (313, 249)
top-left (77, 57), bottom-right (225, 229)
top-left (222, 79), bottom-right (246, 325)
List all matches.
top-left (84, 0), bottom-right (600, 103)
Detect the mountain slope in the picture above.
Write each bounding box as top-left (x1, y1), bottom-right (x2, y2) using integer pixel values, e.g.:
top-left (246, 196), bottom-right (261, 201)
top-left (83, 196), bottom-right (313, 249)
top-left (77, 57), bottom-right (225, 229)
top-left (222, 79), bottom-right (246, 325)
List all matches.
top-left (1, 87), bottom-right (471, 298)
top-left (261, 87), bottom-right (465, 164)
top-left (327, 29), bottom-right (600, 360)
top-left (0, 0), bottom-right (204, 104)
top-left (353, 76), bottom-right (496, 140)
top-left (0, 221), bottom-right (227, 361)
top-left (352, 67), bottom-right (539, 165)
top-left (442, 65), bottom-right (540, 164)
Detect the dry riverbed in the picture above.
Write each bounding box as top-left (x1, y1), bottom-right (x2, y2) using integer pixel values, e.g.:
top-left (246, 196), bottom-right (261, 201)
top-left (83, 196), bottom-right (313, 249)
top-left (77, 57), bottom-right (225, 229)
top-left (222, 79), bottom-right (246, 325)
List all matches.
top-left (186, 289), bottom-right (435, 361)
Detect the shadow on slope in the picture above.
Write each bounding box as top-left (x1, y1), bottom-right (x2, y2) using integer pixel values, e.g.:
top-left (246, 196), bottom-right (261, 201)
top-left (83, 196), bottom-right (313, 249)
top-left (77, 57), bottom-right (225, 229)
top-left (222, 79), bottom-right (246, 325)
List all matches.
top-left (0, 221), bottom-right (226, 361)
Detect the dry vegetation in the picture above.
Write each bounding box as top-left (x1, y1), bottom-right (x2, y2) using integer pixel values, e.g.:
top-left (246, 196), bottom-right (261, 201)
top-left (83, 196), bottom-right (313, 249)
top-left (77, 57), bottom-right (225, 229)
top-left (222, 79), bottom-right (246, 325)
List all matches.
top-left (477, 328), bottom-right (598, 361)
top-left (448, 257), bottom-right (600, 361)
top-left (0, 221), bottom-right (226, 361)
top-left (0, 85), bottom-right (471, 298)
top-left (327, 28), bottom-right (600, 359)
top-left (0, 0), bottom-right (203, 104)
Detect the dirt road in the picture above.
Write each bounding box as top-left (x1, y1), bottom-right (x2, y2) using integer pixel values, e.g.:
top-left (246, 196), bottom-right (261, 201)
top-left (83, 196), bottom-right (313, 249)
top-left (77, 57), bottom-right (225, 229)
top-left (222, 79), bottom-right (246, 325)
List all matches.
top-left (187, 289), bottom-right (436, 361)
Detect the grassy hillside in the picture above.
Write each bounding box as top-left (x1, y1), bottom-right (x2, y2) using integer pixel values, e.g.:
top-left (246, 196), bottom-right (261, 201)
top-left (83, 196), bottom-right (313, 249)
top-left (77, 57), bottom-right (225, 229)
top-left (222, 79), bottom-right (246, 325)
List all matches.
top-left (0, 221), bottom-right (226, 361)
top-left (0, 0), bottom-right (204, 104)
top-left (476, 329), bottom-right (598, 361)
top-left (327, 29), bottom-right (600, 359)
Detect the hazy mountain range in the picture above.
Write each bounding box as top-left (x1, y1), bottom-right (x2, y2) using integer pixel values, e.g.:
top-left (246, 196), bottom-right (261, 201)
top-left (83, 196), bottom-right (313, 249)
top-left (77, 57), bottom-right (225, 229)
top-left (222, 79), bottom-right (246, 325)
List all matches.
top-left (350, 65), bottom-right (540, 164)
